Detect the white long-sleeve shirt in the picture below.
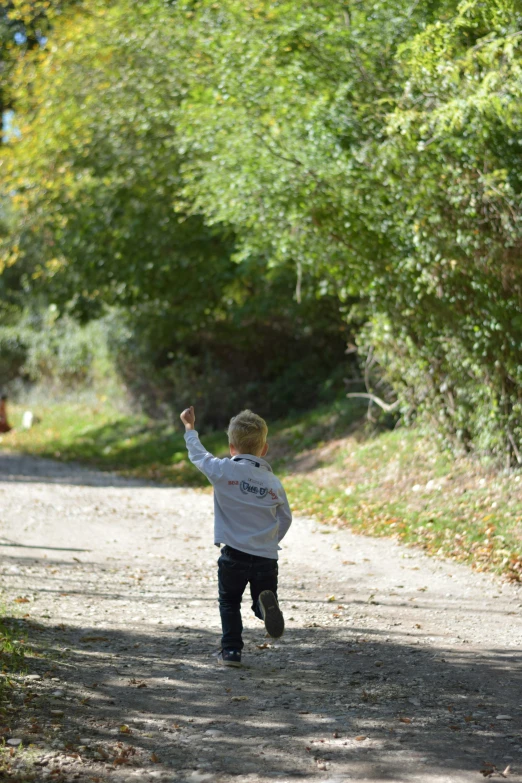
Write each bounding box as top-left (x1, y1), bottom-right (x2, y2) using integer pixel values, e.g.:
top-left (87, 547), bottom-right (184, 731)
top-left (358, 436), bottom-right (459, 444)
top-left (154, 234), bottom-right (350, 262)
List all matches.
top-left (184, 430), bottom-right (292, 559)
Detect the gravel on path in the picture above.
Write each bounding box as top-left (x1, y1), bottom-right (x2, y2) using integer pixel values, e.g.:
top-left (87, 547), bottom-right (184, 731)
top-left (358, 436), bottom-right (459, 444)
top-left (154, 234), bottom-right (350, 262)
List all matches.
top-left (0, 451), bottom-right (521, 783)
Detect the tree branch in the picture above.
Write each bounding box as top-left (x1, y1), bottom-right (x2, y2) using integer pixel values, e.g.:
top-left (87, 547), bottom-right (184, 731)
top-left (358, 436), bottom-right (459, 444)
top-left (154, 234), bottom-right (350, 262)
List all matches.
top-left (252, 132), bottom-right (304, 167)
top-left (346, 392), bottom-right (400, 412)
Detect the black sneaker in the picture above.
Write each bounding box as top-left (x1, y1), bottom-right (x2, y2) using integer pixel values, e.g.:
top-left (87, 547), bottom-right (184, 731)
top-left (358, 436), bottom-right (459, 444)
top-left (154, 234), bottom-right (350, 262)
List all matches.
top-left (218, 649), bottom-right (242, 667)
top-left (258, 590), bottom-right (284, 638)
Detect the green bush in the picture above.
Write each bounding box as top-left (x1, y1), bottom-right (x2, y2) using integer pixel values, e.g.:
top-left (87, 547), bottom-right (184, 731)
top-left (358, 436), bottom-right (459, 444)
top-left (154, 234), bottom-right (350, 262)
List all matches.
top-left (0, 308), bottom-right (112, 390)
top-left (0, 326), bottom-right (27, 386)
top-left (363, 313), bottom-right (522, 464)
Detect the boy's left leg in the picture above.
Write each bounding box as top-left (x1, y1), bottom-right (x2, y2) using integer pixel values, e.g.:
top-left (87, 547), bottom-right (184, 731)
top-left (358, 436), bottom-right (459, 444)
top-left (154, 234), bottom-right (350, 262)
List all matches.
top-left (218, 549), bottom-right (249, 653)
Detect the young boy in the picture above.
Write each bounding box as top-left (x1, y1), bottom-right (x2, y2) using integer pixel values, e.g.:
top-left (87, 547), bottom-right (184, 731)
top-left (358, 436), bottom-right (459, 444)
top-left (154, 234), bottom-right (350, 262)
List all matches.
top-left (180, 406), bottom-right (292, 667)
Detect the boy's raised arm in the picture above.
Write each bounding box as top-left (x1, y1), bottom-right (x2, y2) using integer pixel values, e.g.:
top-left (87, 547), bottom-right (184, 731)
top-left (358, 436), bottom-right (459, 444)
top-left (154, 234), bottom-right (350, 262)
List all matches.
top-left (180, 406), bottom-right (226, 483)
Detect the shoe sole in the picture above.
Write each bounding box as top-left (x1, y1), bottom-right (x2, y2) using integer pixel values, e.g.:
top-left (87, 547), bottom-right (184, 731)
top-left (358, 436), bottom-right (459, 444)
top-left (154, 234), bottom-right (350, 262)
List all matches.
top-left (216, 652), bottom-right (242, 667)
top-left (219, 657), bottom-right (242, 667)
top-left (258, 590), bottom-right (284, 638)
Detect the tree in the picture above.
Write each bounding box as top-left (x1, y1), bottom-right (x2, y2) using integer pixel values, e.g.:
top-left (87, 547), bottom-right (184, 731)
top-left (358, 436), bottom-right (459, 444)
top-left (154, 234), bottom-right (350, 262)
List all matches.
top-left (173, 0), bottom-right (522, 458)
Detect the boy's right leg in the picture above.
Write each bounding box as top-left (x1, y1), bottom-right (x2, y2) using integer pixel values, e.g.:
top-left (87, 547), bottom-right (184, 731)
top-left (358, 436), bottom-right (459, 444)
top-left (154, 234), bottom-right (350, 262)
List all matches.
top-left (217, 548), bottom-right (250, 653)
top-left (258, 590), bottom-right (285, 639)
top-left (250, 560), bottom-right (285, 639)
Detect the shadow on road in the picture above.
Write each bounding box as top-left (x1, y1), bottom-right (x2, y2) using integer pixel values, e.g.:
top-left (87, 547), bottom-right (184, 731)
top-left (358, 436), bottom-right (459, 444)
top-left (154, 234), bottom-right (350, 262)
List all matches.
top-left (0, 453), bottom-right (155, 488)
top-left (4, 604), bottom-right (520, 781)
top-left (0, 538), bottom-right (90, 553)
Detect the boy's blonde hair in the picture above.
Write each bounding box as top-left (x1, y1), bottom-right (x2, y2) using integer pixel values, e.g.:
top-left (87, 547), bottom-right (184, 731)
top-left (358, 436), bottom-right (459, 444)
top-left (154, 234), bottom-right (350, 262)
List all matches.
top-left (227, 410), bottom-right (268, 456)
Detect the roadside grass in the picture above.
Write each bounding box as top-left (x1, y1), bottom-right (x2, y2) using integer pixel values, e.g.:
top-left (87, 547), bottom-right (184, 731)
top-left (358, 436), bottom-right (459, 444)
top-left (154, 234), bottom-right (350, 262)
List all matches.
top-left (2, 400), bottom-right (521, 580)
top-left (0, 608), bottom-right (26, 709)
top-left (2, 403), bottom-right (223, 486)
top-left (272, 413), bottom-right (522, 580)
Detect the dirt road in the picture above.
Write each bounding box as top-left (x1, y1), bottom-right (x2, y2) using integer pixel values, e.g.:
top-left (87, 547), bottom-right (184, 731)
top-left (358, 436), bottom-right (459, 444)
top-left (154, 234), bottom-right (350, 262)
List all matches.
top-left (1, 451), bottom-right (521, 783)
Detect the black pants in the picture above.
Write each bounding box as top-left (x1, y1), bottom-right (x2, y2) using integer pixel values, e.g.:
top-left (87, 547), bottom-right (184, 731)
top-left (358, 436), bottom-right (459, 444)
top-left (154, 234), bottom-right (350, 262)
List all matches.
top-left (218, 545), bottom-right (278, 651)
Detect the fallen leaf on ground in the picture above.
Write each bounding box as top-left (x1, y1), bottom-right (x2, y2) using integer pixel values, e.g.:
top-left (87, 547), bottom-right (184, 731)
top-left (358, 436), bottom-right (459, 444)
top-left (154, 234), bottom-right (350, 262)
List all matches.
top-left (129, 678), bottom-right (147, 688)
top-left (355, 735), bottom-right (367, 741)
top-left (14, 597), bottom-right (30, 604)
top-left (480, 762), bottom-right (510, 778)
top-left (399, 717), bottom-right (412, 724)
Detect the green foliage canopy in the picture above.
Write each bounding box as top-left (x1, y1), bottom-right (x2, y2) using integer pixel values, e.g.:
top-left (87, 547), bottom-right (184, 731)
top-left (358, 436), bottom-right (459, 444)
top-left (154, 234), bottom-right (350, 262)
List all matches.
top-left (1, 0), bottom-right (522, 454)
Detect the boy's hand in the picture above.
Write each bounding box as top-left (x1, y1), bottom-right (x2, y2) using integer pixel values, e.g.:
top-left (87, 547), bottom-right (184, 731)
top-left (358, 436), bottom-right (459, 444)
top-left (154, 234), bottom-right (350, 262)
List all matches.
top-left (180, 406), bottom-right (196, 430)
